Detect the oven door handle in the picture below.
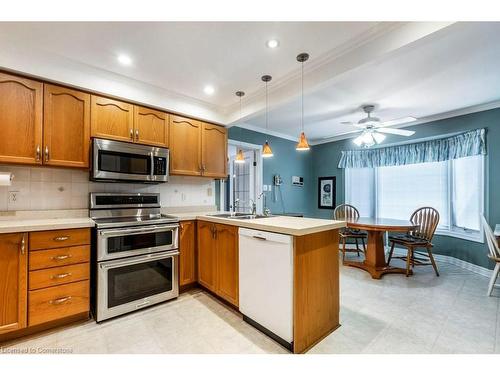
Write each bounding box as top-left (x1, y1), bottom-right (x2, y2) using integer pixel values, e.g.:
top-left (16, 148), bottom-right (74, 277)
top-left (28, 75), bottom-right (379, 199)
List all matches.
top-left (99, 224), bottom-right (179, 237)
top-left (99, 250), bottom-right (179, 269)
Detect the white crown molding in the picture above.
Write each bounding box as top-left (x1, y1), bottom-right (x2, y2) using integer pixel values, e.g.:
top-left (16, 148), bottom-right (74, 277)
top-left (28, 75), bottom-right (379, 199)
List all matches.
top-left (311, 98), bottom-right (500, 146)
top-left (234, 123), bottom-right (299, 143)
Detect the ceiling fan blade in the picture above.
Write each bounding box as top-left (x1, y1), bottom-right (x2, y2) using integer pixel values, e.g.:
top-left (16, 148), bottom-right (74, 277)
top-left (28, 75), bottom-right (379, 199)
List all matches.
top-left (376, 127), bottom-right (415, 136)
top-left (376, 116), bottom-right (417, 128)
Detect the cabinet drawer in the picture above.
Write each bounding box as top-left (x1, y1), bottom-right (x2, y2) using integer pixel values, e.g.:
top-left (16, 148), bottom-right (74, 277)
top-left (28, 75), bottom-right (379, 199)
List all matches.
top-left (29, 263), bottom-right (89, 290)
top-left (28, 281), bottom-right (89, 326)
top-left (30, 228), bottom-right (90, 250)
top-left (29, 245), bottom-right (90, 270)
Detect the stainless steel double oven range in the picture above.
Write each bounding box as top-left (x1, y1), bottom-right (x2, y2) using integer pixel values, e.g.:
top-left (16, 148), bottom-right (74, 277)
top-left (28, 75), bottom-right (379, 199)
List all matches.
top-left (90, 193), bottom-right (179, 322)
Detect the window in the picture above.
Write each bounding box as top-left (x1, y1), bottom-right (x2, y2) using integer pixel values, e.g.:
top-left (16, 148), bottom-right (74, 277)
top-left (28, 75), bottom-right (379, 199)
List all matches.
top-left (345, 155), bottom-right (484, 242)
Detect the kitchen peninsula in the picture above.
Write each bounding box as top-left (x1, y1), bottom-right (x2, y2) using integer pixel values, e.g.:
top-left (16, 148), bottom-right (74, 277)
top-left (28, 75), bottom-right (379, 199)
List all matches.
top-left (170, 211), bottom-right (346, 353)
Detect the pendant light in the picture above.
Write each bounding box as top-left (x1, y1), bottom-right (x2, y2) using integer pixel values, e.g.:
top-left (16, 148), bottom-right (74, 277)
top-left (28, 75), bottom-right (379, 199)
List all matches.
top-left (261, 75), bottom-right (274, 158)
top-left (234, 91), bottom-right (246, 164)
top-left (296, 53), bottom-right (310, 151)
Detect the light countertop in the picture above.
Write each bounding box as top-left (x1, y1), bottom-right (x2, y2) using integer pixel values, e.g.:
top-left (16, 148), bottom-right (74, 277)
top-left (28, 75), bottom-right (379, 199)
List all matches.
top-left (0, 210), bottom-right (94, 234)
top-left (164, 209), bottom-right (345, 236)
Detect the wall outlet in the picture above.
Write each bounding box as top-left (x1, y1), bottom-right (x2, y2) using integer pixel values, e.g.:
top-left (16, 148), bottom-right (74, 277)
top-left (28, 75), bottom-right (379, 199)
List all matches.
top-left (8, 191), bottom-right (18, 203)
top-left (267, 185), bottom-right (272, 192)
top-left (262, 185), bottom-right (268, 191)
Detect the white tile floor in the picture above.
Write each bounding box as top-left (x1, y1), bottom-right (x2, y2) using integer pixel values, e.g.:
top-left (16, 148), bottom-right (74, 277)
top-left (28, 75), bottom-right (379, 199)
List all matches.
top-left (2, 257), bottom-right (499, 354)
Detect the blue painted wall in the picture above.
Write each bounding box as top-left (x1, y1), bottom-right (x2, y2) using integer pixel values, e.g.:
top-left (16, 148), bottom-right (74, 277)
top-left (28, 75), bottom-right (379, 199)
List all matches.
top-left (309, 107), bottom-right (500, 269)
top-left (228, 127), bottom-right (313, 216)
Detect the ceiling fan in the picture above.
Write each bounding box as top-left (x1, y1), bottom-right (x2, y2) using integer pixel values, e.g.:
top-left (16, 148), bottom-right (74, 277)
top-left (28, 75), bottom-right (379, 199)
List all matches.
top-left (343, 105), bottom-right (417, 147)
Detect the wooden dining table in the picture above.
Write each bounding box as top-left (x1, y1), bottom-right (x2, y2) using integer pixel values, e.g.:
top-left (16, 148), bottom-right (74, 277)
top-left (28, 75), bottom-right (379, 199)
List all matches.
top-left (344, 217), bottom-right (418, 279)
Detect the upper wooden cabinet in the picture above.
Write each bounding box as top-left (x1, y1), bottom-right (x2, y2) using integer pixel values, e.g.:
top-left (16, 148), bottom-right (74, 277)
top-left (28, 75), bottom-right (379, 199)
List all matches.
top-left (201, 122), bottom-right (228, 178)
top-left (0, 73), bottom-right (43, 165)
top-left (43, 84), bottom-right (91, 168)
top-left (179, 220), bottom-right (197, 287)
top-left (134, 106), bottom-right (169, 147)
top-left (169, 116), bottom-right (228, 178)
top-left (91, 95), bottom-right (134, 142)
top-left (169, 115), bottom-right (202, 176)
top-left (0, 233), bottom-right (27, 334)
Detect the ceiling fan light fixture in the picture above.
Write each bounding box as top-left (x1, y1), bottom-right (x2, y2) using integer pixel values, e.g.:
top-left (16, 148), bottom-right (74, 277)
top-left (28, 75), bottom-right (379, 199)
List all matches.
top-left (262, 141), bottom-right (274, 158)
top-left (296, 132), bottom-right (310, 151)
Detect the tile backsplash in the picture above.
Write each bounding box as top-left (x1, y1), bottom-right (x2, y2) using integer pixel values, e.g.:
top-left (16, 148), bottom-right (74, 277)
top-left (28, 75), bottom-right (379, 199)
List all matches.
top-left (0, 165), bottom-right (215, 211)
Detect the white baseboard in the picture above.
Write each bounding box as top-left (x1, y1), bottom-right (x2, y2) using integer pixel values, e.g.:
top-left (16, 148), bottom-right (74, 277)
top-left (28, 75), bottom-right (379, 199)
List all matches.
top-left (342, 243), bottom-right (491, 278)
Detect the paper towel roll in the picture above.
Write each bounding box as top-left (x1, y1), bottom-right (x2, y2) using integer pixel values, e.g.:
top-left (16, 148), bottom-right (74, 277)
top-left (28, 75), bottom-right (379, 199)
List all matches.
top-left (0, 172), bottom-right (13, 186)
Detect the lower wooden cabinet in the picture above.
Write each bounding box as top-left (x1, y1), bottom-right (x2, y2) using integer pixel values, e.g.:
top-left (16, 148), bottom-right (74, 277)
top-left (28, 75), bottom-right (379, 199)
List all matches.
top-left (0, 233), bottom-right (28, 334)
top-left (0, 228), bottom-right (90, 340)
top-left (179, 220), bottom-right (197, 287)
top-left (197, 221), bottom-right (239, 306)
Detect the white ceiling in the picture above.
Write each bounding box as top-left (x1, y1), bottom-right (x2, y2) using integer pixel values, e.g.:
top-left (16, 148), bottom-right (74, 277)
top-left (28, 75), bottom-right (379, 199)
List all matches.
top-left (0, 21), bottom-right (498, 142)
top-left (0, 22), bottom-right (378, 106)
top-left (242, 22), bottom-right (500, 142)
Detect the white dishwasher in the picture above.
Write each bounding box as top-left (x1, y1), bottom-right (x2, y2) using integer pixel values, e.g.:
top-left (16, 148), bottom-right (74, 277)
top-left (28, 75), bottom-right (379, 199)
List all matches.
top-left (239, 227), bottom-right (293, 350)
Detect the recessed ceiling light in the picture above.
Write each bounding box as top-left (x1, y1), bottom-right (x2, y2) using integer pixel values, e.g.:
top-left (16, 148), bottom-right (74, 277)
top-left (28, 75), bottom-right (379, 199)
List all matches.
top-left (203, 85), bottom-right (215, 95)
top-left (117, 54), bottom-right (132, 66)
top-left (266, 39), bottom-right (279, 49)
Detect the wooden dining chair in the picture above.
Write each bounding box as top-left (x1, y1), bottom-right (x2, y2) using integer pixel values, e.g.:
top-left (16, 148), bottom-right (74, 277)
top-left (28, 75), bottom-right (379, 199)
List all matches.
top-left (387, 207), bottom-right (440, 276)
top-left (481, 216), bottom-right (500, 296)
top-left (333, 204), bottom-right (367, 262)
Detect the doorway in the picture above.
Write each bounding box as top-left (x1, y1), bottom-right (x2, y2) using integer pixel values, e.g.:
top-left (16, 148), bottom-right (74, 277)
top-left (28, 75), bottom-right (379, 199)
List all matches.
top-left (222, 140), bottom-right (263, 214)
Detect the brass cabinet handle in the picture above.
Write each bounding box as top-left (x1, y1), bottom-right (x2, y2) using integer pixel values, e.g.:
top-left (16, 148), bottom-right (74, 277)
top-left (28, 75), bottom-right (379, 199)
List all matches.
top-left (52, 254), bottom-right (72, 261)
top-left (44, 146), bottom-right (49, 161)
top-left (49, 296), bottom-right (72, 305)
top-left (20, 234), bottom-right (26, 255)
top-left (53, 236), bottom-right (70, 241)
top-left (35, 145), bottom-right (41, 161)
top-left (130, 129), bottom-right (134, 140)
top-left (51, 272), bottom-right (72, 280)
top-left (135, 129), bottom-right (139, 141)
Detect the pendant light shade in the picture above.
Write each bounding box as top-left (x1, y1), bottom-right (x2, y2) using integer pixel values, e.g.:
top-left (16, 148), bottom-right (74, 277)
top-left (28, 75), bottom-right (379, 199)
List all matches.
top-left (235, 148), bottom-right (245, 163)
top-left (295, 53), bottom-right (310, 151)
top-left (234, 90), bottom-right (246, 164)
top-left (296, 131), bottom-right (310, 151)
top-left (262, 141), bottom-right (274, 158)
top-left (261, 75), bottom-right (274, 158)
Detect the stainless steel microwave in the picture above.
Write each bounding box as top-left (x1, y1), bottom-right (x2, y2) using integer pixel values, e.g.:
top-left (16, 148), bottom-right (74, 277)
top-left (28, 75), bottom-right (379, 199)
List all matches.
top-left (91, 138), bottom-right (169, 183)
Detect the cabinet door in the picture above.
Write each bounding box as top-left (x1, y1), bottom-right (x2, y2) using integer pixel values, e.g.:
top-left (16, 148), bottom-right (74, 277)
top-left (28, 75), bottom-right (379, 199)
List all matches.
top-left (197, 221), bottom-right (217, 291)
top-left (90, 95), bottom-right (134, 142)
top-left (134, 106), bottom-right (169, 147)
top-left (0, 233), bottom-right (27, 334)
top-left (169, 115), bottom-right (202, 176)
top-left (179, 220), bottom-right (196, 286)
top-left (0, 73), bottom-right (43, 165)
top-left (43, 84), bottom-right (90, 168)
top-left (215, 224), bottom-right (239, 306)
top-left (201, 123), bottom-right (228, 178)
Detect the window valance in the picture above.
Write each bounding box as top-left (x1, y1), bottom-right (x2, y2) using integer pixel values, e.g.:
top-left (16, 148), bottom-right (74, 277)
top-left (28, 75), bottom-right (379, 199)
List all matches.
top-left (338, 128), bottom-right (486, 169)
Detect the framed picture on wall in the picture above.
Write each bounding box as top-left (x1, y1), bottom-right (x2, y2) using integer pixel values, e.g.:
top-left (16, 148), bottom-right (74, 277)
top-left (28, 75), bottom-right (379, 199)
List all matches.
top-left (318, 176), bottom-right (336, 209)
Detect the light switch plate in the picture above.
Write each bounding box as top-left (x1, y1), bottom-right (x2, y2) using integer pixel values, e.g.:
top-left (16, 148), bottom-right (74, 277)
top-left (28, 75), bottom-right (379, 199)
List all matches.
top-left (263, 185), bottom-right (268, 191)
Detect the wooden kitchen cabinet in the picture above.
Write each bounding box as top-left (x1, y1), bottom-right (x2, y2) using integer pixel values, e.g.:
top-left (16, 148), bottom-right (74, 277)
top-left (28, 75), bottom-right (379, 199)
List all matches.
top-left (0, 233), bottom-right (28, 334)
top-left (201, 122), bottom-right (228, 178)
top-left (197, 221), bottom-right (239, 306)
top-left (0, 73), bottom-right (43, 165)
top-left (215, 224), bottom-right (239, 306)
top-left (169, 115), bottom-right (202, 176)
top-left (91, 95), bottom-right (134, 142)
top-left (43, 84), bottom-right (91, 168)
top-left (134, 106), bottom-right (169, 147)
top-left (197, 221), bottom-right (217, 290)
top-left (179, 220), bottom-right (197, 287)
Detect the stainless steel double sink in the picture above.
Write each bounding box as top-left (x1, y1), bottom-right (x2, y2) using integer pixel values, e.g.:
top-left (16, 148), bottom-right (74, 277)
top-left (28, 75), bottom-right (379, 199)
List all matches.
top-left (208, 213), bottom-right (274, 220)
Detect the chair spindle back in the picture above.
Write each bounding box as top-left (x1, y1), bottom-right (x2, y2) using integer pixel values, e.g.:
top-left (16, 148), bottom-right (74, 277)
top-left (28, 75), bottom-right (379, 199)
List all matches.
top-left (409, 207), bottom-right (440, 242)
top-left (481, 216), bottom-right (500, 260)
top-left (334, 204), bottom-right (360, 222)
